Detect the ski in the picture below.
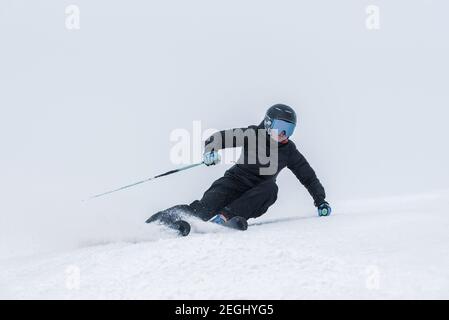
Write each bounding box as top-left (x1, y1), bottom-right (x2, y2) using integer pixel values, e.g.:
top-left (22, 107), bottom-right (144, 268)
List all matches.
top-left (168, 220), bottom-right (191, 237)
top-left (146, 206), bottom-right (192, 237)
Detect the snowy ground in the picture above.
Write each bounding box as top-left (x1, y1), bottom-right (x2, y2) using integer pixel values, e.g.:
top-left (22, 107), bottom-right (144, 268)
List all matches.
top-left (1, 191), bottom-right (449, 300)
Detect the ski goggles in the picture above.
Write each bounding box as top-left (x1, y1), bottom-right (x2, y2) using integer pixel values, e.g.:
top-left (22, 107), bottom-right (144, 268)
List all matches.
top-left (269, 119), bottom-right (296, 138)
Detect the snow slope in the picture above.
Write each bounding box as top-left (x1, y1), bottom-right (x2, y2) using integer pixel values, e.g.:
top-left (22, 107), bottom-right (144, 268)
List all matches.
top-left (1, 191), bottom-right (449, 300)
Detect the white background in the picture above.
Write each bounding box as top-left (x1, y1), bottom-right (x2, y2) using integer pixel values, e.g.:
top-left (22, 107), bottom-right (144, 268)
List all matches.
top-left (0, 1), bottom-right (448, 299)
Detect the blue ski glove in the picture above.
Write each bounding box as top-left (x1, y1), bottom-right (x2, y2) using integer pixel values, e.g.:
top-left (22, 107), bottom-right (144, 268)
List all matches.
top-left (203, 151), bottom-right (221, 166)
top-left (317, 201), bottom-right (332, 217)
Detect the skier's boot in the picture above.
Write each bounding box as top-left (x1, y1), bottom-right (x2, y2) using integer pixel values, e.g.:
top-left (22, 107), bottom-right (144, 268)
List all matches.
top-left (209, 213), bottom-right (228, 225)
top-left (209, 212), bottom-right (248, 231)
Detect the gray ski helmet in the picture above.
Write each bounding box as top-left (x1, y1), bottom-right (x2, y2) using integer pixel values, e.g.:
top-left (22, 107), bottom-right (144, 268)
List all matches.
top-left (264, 104), bottom-right (297, 135)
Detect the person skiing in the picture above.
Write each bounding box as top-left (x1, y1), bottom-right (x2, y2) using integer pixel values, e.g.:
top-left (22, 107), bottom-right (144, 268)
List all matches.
top-left (151, 104), bottom-right (331, 231)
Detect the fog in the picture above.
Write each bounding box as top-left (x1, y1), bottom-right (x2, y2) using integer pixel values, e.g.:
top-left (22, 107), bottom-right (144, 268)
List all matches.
top-left (1, 0), bottom-right (448, 258)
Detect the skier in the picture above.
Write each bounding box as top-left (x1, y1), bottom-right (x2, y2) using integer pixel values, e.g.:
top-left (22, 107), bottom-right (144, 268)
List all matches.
top-left (152, 104), bottom-right (331, 231)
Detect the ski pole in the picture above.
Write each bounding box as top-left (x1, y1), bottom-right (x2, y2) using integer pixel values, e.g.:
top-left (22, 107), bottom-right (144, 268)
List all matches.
top-left (86, 162), bottom-right (205, 201)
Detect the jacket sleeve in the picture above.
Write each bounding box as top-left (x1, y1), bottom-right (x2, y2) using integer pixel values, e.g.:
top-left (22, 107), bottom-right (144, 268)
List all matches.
top-left (287, 145), bottom-right (326, 207)
top-left (204, 126), bottom-right (255, 153)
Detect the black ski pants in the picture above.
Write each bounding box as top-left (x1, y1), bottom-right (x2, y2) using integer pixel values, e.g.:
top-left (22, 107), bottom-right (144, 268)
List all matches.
top-left (190, 172), bottom-right (278, 221)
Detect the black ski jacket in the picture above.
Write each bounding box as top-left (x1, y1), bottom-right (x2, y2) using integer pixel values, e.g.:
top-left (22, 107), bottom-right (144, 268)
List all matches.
top-left (205, 123), bottom-right (326, 206)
